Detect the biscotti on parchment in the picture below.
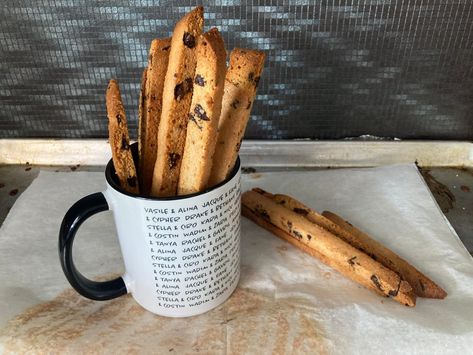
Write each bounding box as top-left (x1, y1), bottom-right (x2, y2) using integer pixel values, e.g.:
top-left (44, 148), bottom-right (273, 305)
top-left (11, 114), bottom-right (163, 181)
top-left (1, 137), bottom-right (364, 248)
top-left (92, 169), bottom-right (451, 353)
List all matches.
top-left (242, 189), bottom-right (417, 307)
top-left (178, 28), bottom-right (227, 195)
top-left (150, 6), bottom-right (204, 197)
top-left (106, 79), bottom-right (139, 194)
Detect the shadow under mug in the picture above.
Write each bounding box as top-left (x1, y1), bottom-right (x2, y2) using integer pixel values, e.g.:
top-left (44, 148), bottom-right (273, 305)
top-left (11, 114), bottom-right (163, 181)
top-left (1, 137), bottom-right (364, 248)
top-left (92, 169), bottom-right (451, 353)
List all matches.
top-left (59, 144), bottom-right (241, 317)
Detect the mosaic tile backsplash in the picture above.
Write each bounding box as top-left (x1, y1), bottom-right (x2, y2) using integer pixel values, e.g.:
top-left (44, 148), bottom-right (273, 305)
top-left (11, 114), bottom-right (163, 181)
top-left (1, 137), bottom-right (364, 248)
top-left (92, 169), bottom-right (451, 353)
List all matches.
top-left (0, 1), bottom-right (472, 140)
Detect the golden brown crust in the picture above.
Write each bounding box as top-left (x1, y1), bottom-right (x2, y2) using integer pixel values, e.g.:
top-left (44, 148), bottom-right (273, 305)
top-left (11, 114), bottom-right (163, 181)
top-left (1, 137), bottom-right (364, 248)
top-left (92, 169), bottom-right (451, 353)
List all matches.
top-left (208, 48), bottom-right (265, 187)
top-left (150, 6), bottom-right (204, 197)
top-left (138, 38), bottom-right (171, 195)
top-left (322, 211), bottom-right (447, 299)
top-left (178, 28), bottom-right (227, 195)
top-left (106, 79), bottom-right (139, 194)
top-left (137, 67), bottom-right (148, 188)
top-left (242, 190), bottom-right (416, 307)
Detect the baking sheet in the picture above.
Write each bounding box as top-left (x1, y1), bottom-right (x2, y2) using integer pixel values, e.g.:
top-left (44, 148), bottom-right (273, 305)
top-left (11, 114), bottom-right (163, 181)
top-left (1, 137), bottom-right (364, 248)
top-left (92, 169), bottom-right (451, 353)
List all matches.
top-left (0, 164), bottom-right (472, 354)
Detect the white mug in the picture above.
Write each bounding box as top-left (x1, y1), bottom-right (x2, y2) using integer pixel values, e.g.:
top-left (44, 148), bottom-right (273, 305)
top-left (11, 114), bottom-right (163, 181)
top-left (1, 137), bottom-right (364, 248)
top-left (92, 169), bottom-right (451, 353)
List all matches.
top-left (59, 145), bottom-right (241, 317)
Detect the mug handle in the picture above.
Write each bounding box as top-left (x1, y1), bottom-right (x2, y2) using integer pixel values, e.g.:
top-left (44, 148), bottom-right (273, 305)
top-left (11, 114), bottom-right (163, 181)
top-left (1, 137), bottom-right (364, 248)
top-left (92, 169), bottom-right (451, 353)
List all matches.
top-left (58, 192), bottom-right (127, 300)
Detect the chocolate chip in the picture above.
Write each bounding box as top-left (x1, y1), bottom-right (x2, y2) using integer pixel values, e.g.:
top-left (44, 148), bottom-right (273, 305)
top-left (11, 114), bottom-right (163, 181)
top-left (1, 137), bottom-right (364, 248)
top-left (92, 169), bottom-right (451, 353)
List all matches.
top-left (174, 83), bottom-right (185, 100)
top-left (162, 45), bottom-right (171, 51)
top-left (255, 208), bottom-right (271, 222)
top-left (121, 136), bottom-right (129, 150)
top-left (348, 256), bottom-right (357, 266)
top-left (183, 32), bottom-right (196, 48)
top-left (246, 100), bottom-right (252, 109)
top-left (248, 72), bottom-right (254, 81)
top-left (370, 275), bottom-right (383, 291)
top-left (235, 137), bottom-right (243, 152)
top-left (293, 230), bottom-right (303, 239)
top-left (253, 76), bottom-right (261, 86)
top-left (174, 78), bottom-right (193, 100)
top-left (287, 221), bottom-right (293, 230)
top-left (231, 99), bottom-right (240, 109)
top-left (168, 153), bottom-right (181, 169)
top-left (25, 167), bottom-right (31, 171)
top-left (9, 189), bottom-right (18, 196)
top-left (293, 207), bottom-right (309, 216)
top-left (195, 74), bottom-right (206, 87)
top-left (127, 176), bottom-right (137, 187)
top-left (388, 280), bottom-right (402, 297)
top-left (188, 113), bottom-right (202, 130)
top-left (116, 114), bottom-right (122, 124)
top-left (194, 104), bottom-right (209, 121)
top-left (307, 234), bottom-right (312, 241)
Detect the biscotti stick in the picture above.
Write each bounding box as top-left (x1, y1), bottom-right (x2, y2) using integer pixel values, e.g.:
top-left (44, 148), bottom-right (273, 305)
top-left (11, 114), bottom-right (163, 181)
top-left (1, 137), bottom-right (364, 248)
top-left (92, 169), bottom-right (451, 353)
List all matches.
top-left (138, 38), bottom-right (171, 195)
top-left (178, 28), bottom-right (227, 195)
top-left (255, 188), bottom-right (446, 299)
top-left (137, 67), bottom-right (147, 187)
top-left (208, 48), bottom-right (265, 187)
top-left (242, 190), bottom-right (416, 306)
top-left (106, 79), bottom-right (139, 194)
top-left (322, 211), bottom-right (447, 299)
top-left (150, 7), bottom-right (204, 197)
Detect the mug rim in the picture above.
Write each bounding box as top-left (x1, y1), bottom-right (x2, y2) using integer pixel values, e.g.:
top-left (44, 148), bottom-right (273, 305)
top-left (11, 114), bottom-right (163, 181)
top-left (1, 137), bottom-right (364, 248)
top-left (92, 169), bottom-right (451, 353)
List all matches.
top-left (105, 143), bottom-right (241, 201)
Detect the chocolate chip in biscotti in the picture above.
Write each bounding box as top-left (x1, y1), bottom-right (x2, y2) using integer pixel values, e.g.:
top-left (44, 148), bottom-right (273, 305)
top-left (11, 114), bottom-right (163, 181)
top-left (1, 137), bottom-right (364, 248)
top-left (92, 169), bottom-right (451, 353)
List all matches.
top-left (293, 230), bottom-right (303, 239)
top-left (174, 78), bottom-right (193, 100)
top-left (194, 74), bottom-right (206, 86)
top-left (162, 45), bottom-right (171, 51)
top-left (116, 114), bottom-right (122, 124)
top-left (246, 100), bottom-right (252, 109)
top-left (194, 104), bottom-right (209, 121)
top-left (121, 136), bottom-right (129, 150)
top-left (183, 32), bottom-right (196, 48)
top-left (255, 207), bottom-right (270, 221)
top-left (248, 71), bottom-right (261, 87)
top-left (231, 99), bottom-right (240, 109)
top-left (370, 275), bottom-right (384, 291)
top-left (127, 176), bottom-right (137, 187)
top-left (168, 153), bottom-right (181, 169)
top-left (188, 113), bottom-right (202, 130)
top-left (388, 288), bottom-right (399, 297)
top-left (293, 207), bottom-right (309, 216)
top-left (347, 256), bottom-right (358, 266)
top-left (235, 137), bottom-right (243, 152)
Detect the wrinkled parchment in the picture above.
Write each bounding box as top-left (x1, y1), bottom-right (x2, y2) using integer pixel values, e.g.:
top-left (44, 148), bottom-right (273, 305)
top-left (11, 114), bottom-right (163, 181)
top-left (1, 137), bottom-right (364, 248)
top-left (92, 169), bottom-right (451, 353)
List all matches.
top-left (0, 164), bottom-right (472, 354)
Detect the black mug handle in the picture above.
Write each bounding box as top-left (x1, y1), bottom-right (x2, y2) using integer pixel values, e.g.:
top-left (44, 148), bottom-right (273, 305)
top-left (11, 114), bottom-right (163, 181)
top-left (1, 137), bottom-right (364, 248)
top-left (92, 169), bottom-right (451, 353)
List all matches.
top-left (58, 192), bottom-right (127, 301)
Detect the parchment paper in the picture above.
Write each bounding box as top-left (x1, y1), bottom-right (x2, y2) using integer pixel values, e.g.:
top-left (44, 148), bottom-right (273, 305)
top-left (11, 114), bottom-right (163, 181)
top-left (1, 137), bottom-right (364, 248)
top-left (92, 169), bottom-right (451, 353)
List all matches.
top-left (0, 164), bottom-right (472, 354)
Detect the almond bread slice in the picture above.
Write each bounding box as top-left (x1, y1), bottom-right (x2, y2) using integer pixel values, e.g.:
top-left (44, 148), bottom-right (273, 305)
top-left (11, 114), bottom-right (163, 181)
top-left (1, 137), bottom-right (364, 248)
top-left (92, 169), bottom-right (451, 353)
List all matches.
top-left (150, 6), bottom-right (204, 197)
top-left (138, 38), bottom-right (171, 195)
top-left (106, 79), bottom-right (139, 194)
top-left (178, 28), bottom-right (227, 195)
top-left (208, 48), bottom-right (265, 187)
